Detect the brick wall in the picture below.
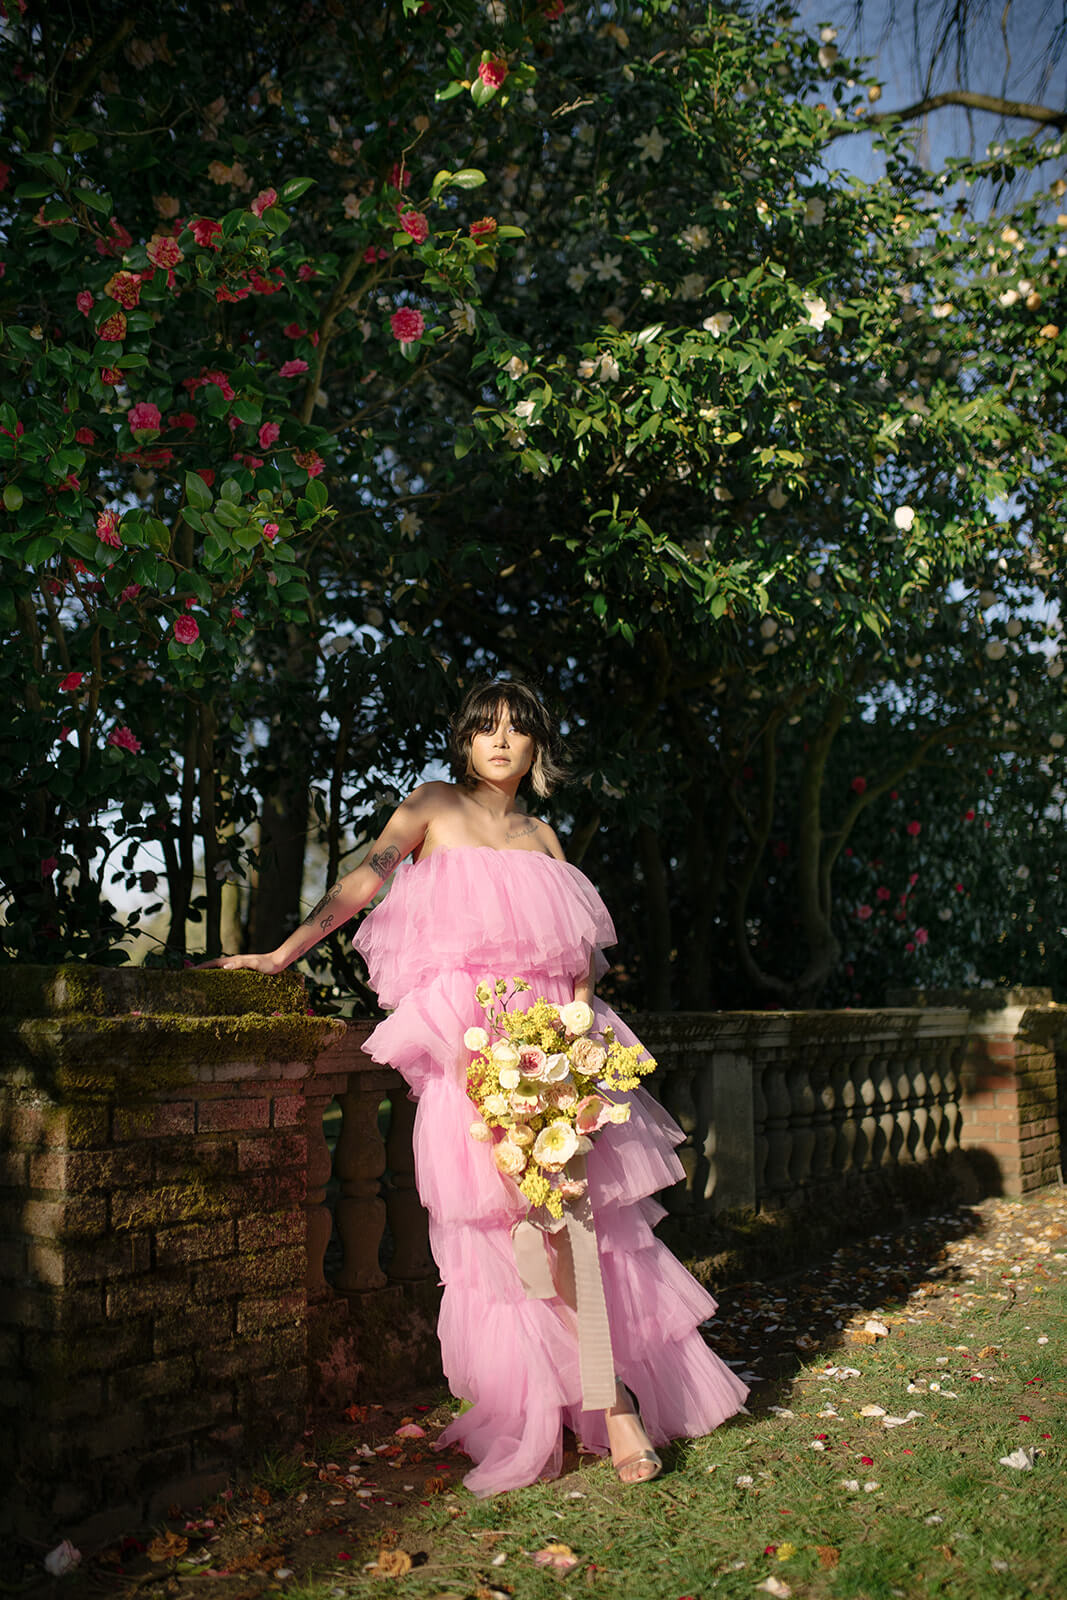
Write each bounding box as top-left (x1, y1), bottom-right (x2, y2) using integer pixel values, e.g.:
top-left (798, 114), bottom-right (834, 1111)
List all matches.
top-left (0, 966), bottom-right (346, 1549)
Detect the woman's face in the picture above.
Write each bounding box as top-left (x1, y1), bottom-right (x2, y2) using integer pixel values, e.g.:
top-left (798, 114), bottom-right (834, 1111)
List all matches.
top-left (469, 703), bottom-right (534, 787)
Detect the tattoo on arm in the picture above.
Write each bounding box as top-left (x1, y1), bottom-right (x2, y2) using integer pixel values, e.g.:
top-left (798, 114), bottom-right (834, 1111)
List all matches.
top-left (369, 844), bottom-right (400, 879)
top-left (304, 881), bottom-right (342, 933)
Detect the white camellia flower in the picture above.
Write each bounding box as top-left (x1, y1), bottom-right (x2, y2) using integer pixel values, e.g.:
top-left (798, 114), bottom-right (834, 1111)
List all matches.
top-left (513, 399), bottom-right (536, 421)
top-left (931, 301), bottom-right (954, 318)
top-left (893, 505), bottom-right (916, 530)
top-left (680, 223), bottom-right (710, 251)
top-left (559, 999), bottom-right (595, 1035)
top-left (464, 1026), bottom-right (489, 1052)
top-left (1050, 732), bottom-right (1065, 749)
top-left (680, 272), bottom-right (707, 299)
top-left (597, 352), bottom-right (620, 381)
top-left (802, 295), bottom-right (832, 330)
top-left (577, 357), bottom-right (597, 379)
top-left (999, 289), bottom-right (1019, 307)
top-left (449, 301), bottom-right (477, 335)
top-left (590, 253), bottom-right (623, 282)
top-left (803, 197), bottom-right (826, 226)
top-left (566, 264), bottom-right (590, 292)
top-left (820, 25), bottom-right (837, 41)
top-left (985, 640), bottom-right (1007, 660)
top-left (760, 617), bottom-right (778, 637)
top-left (505, 355), bottom-right (528, 379)
top-left (634, 127), bottom-right (666, 163)
top-left (702, 311), bottom-right (733, 337)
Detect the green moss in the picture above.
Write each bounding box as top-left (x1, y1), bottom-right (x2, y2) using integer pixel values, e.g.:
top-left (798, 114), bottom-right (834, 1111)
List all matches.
top-left (112, 1174), bottom-right (231, 1231)
top-left (0, 963), bottom-right (313, 1020)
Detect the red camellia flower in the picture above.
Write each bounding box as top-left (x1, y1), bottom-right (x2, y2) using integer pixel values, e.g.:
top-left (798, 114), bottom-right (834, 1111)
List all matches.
top-left (478, 55), bottom-right (508, 89)
top-left (76, 290), bottom-right (94, 316)
top-left (146, 233), bottom-right (183, 287)
top-left (856, 904), bottom-right (873, 921)
top-left (906, 820), bottom-right (921, 836)
top-left (293, 448), bottom-right (324, 477)
top-left (96, 509), bottom-right (122, 548)
top-left (105, 270), bottom-right (142, 308)
top-left (119, 584), bottom-right (142, 604)
top-left (859, 1456), bottom-right (874, 1466)
top-left (99, 311), bottom-right (127, 341)
top-left (262, 522), bottom-right (279, 541)
top-left (964, 808), bottom-right (975, 820)
top-left (173, 615), bottom-right (200, 645)
top-left (189, 217), bottom-right (223, 249)
top-left (363, 244), bottom-right (390, 264)
top-left (0, 163), bottom-right (10, 191)
top-left (96, 218), bottom-right (133, 258)
top-left (40, 856), bottom-right (58, 878)
top-left (390, 306), bottom-right (425, 343)
top-left (258, 421), bottom-right (280, 449)
top-left (250, 187), bottom-right (278, 218)
top-left (876, 886), bottom-right (891, 901)
top-left (108, 726), bottom-right (141, 753)
top-left (129, 401), bottom-right (162, 434)
top-left (469, 216), bottom-right (498, 239)
top-left (74, 427), bottom-right (96, 445)
top-left (100, 367), bottom-right (123, 385)
top-left (850, 775), bottom-right (867, 794)
top-left (196, 468), bottom-right (215, 487)
top-left (398, 208), bottom-right (429, 244)
top-left (278, 358), bottom-right (308, 378)
top-left (59, 672), bottom-right (84, 691)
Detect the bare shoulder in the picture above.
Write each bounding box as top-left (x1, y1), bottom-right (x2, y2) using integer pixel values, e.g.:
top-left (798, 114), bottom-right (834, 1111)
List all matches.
top-left (400, 780), bottom-right (460, 819)
top-left (534, 818), bottom-right (567, 861)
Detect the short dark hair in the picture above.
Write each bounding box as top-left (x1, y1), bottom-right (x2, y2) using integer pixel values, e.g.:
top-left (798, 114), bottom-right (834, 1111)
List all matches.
top-left (449, 679), bottom-right (568, 799)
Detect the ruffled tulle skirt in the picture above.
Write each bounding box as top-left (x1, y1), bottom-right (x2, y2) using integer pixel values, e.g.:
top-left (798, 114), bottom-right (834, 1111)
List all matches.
top-left (361, 964), bottom-right (749, 1495)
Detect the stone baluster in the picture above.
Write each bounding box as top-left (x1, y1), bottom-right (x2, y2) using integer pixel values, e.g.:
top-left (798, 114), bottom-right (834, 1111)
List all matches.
top-left (809, 1060), bottom-right (837, 1186)
top-left (787, 1061), bottom-right (817, 1195)
top-left (830, 1055), bottom-right (855, 1175)
top-left (925, 1051), bottom-right (946, 1155)
top-left (384, 1090), bottom-right (434, 1282)
top-left (910, 1052), bottom-right (931, 1162)
top-left (304, 1088), bottom-right (336, 1298)
top-left (334, 1074), bottom-right (389, 1292)
top-left (871, 1054), bottom-right (896, 1167)
top-left (892, 1054), bottom-right (913, 1163)
top-left (761, 1060), bottom-right (793, 1201)
top-left (655, 1056), bottom-right (698, 1214)
top-left (753, 1066), bottom-right (769, 1203)
top-left (943, 1045), bottom-right (964, 1151)
top-left (854, 1055), bottom-right (878, 1169)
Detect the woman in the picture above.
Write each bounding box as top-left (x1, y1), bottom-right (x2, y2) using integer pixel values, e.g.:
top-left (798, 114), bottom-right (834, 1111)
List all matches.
top-left (206, 680), bottom-right (748, 1493)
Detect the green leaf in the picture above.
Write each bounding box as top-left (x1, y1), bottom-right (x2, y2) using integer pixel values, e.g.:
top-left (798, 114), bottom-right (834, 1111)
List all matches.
top-left (306, 477), bottom-right (328, 511)
top-left (280, 176), bottom-right (315, 202)
top-left (450, 168), bottom-right (488, 188)
top-left (434, 80), bottom-right (464, 103)
top-left (80, 189), bottom-right (113, 215)
top-left (184, 471), bottom-right (212, 511)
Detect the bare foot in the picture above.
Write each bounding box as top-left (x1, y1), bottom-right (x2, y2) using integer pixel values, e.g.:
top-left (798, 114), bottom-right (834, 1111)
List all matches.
top-left (605, 1382), bottom-right (661, 1483)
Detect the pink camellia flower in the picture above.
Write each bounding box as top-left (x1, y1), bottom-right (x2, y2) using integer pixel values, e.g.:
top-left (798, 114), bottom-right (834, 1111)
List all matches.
top-left (74, 427), bottom-right (96, 445)
top-left (96, 218), bottom-right (133, 258)
top-left (146, 233), bottom-right (183, 288)
top-left (906, 820), bottom-right (921, 837)
top-left (293, 448), bottom-right (324, 477)
top-left (283, 322), bottom-right (307, 339)
top-left (258, 421), bottom-right (280, 449)
top-left (99, 311), bottom-right (127, 341)
top-left (856, 904), bottom-right (874, 921)
top-left (850, 775), bottom-right (867, 794)
top-left (955, 882), bottom-right (965, 894)
top-left (96, 509), bottom-right (121, 548)
top-left (964, 808), bottom-right (975, 821)
top-left (363, 244), bottom-right (390, 265)
top-left (76, 290), bottom-right (94, 316)
top-left (40, 856), bottom-right (58, 878)
top-left (478, 56), bottom-right (508, 89)
top-left (119, 583), bottom-right (142, 604)
top-left (59, 672), bottom-right (84, 691)
top-left (173, 614), bottom-right (200, 645)
top-left (390, 306), bottom-right (425, 344)
top-left (203, 369), bottom-right (236, 400)
top-left (250, 187), bottom-right (278, 218)
top-left (108, 726), bottom-right (141, 753)
top-left (908, 871), bottom-right (919, 886)
top-left (278, 358), bottom-right (308, 378)
top-left (876, 886), bottom-right (891, 902)
top-left (297, 262), bottom-right (317, 280)
top-left (469, 216), bottom-right (498, 239)
top-left (398, 209), bottom-right (429, 244)
top-left (262, 522), bottom-right (279, 541)
top-left (169, 411), bottom-right (197, 431)
top-left (915, 927), bottom-right (929, 946)
top-left (388, 162), bottom-right (411, 190)
top-left (100, 367), bottom-right (123, 385)
top-left (128, 401), bottom-right (162, 434)
top-left (189, 217), bottom-right (223, 249)
top-left (105, 270), bottom-right (142, 308)
top-left (906, 940), bottom-right (916, 953)
top-left (196, 468), bottom-right (215, 487)
top-left (229, 606), bottom-right (244, 623)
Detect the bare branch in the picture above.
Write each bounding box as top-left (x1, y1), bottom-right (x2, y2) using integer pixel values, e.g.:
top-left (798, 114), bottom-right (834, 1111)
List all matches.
top-left (830, 88), bottom-right (1067, 137)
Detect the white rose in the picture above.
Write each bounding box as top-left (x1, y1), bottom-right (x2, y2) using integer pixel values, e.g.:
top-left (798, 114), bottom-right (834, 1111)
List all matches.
top-left (469, 1121), bottom-right (492, 1142)
top-left (498, 1066), bottom-right (521, 1090)
top-left (604, 1104), bottom-right (632, 1125)
top-left (558, 1000), bottom-right (594, 1035)
top-left (464, 1026), bottom-right (490, 1052)
top-left (491, 1040), bottom-right (521, 1070)
top-left (493, 1140), bottom-right (526, 1176)
top-left (542, 1052), bottom-right (572, 1082)
top-left (483, 1093), bottom-right (509, 1117)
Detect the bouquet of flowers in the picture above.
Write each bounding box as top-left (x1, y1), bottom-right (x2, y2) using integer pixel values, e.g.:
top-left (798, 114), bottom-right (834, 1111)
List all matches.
top-left (465, 976), bottom-right (656, 1218)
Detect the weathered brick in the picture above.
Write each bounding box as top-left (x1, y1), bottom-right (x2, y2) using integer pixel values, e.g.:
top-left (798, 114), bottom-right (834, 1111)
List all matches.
top-left (143, 1389), bottom-right (236, 1438)
top-left (112, 1102), bottom-right (195, 1142)
top-left (105, 1277), bottom-right (192, 1319)
top-left (194, 1246), bottom-right (304, 1303)
top-left (237, 1132), bottom-right (307, 1171)
top-left (199, 1326), bottom-right (305, 1383)
top-left (28, 1145), bottom-right (152, 1192)
top-left (235, 1290), bottom-right (305, 1334)
top-left (249, 1366), bottom-right (307, 1413)
top-left (77, 1408), bottom-right (150, 1460)
top-left (239, 1171), bottom-right (306, 1210)
top-left (7, 1101), bottom-right (110, 1150)
top-left (1, 1282), bottom-right (102, 1331)
top-left (272, 1096), bottom-right (305, 1129)
top-left (154, 1301), bottom-right (235, 1356)
top-left (197, 1097), bottom-right (271, 1133)
top-left (0, 1149), bottom-right (28, 1186)
top-left (21, 1194), bottom-right (108, 1240)
top-left (24, 1319), bottom-right (153, 1376)
top-left (154, 1138), bottom-right (237, 1181)
top-left (113, 1355), bottom-right (196, 1403)
top-left (145, 1468), bottom-right (230, 1522)
top-left (0, 1236), bottom-right (26, 1277)
top-left (236, 1212), bottom-right (304, 1253)
top-left (154, 1220), bottom-right (237, 1267)
top-left (110, 1181), bottom-right (233, 1231)
top-left (28, 1233), bottom-right (150, 1288)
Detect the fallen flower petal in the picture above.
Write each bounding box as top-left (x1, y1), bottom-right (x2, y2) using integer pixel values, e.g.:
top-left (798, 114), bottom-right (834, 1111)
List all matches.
top-left (395, 1423), bottom-right (426, 1438)
top-left (999, 1447), bottom-right (1036, 1470)
top-left (755, 1577), bottom-right (792, 1598)
top-left (533, 1543), bottom-right (579, 1573)
top-left (43, 1542), bottom-right (81, 1577)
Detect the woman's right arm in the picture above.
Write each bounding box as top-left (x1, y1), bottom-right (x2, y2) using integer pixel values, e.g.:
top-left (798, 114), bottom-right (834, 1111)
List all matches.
top-left (201, 784), bottom-right (440, 972)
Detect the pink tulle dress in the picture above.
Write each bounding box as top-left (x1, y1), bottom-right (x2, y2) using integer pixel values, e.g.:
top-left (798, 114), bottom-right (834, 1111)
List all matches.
top-left (354, 846), bottom-right (748, 1495)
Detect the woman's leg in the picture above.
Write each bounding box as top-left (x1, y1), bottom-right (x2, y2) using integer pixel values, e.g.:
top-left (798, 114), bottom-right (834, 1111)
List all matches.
top-left (546, 1230), bottom-right (660, 1482)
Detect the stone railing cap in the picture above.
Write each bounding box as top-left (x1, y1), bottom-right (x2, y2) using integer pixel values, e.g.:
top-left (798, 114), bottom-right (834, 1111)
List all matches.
top-left (886, 986), bottom-right (1055, 1010)
top-left (0, 963), bottom-right (313, 1019)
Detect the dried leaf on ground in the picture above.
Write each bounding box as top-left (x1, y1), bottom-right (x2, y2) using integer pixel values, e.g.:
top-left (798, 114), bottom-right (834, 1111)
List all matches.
top-left (147, 1532), bottom-right (189, 1563)
top-left (369, 1547), bottom-right (414, 1577)
top-left (816, 1545), bottom-right (840, 1569)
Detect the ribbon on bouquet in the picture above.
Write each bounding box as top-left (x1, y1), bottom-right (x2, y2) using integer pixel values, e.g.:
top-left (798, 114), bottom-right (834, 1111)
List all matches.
top-left (510, 1153), bottom-right (617, 1412)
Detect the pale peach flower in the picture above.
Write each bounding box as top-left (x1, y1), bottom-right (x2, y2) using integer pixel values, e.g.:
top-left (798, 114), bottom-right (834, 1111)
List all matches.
top-left (570, 1037), bottom-right (607, 1075)
top-left (575, 1094), bottom-right (610, 1135)
top-left (493, 1140), bottom-right (526, 1176)
top-left (470, 1121), bottom-right (492, 1142)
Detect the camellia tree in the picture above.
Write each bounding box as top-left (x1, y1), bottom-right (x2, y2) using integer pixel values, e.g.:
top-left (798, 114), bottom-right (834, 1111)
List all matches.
top-left (1, 0), bottom-right (1063, 1010)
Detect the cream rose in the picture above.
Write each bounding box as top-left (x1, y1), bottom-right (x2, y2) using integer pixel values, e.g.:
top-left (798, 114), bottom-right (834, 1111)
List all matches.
top-left (464, 1026), bottom-right (490, 1052)
top-left (559, 1000), bottom-right (595, 1035)
top-left (570, 1037), bottom-right (607, 1075)
top-left (532, 1119), bottom-right (580, 1172)
top-left (469, 1120), bottom-right (492, 1142)
top-left (491, 1040), bottom-right (521, 1071)
top-left (493, 1140), bottom-right (526, 1176)
top-left (604, 1103), bottom-right (631, 1125)
top-left (483, 1093), bottom-right (509, 1117)
top-left (510, 1124), bottom-right (534, 1147)
top-left (542, 1052), bottom-right (572, 1083)
top-left (498, 1065), bottom-right (522, 1090)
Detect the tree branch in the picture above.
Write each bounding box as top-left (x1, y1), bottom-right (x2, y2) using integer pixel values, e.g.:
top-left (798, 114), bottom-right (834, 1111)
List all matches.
top-left (830, 90), bottom-right (1067, 138)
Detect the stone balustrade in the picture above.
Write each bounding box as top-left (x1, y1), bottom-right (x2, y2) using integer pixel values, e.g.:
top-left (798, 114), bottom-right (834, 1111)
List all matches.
top-left (2, 968), bottom-right (1064, 1550)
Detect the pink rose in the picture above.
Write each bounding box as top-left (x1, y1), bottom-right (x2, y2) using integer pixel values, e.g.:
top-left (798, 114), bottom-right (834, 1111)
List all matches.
top-left (173, 614), bottom-right (199, 644)
top-left (251, 188), bottom-right (278, 218)
top-left (258, 421), bottom-right (280, 449)
top-left (278, 359), bottom-right (308, 377)
top-left (478, 56), bottom-right (508, 89)
top-left (108, 726), bottom-right (141, 753)
top-left (128, 401), bottom-right (162, 434)
top-left (390, 307), bottom-right (425, 343)
top-left (76, 290), bottom-right (94, 316)
top-left (96, 509), bottom-right (122, 548)
top-left (398, 209), bottom-right (429, 244)
top-left (189, 217), bottom-right (223, 249)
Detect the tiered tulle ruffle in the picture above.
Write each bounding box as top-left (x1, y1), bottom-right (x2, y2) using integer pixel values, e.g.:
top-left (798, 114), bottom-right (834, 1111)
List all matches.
top-left (354, 847), bottom-right (749, 1495)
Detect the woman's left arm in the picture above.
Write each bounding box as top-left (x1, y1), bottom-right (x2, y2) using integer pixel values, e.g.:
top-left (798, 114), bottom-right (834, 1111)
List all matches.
top-left (574, 951), bottom-right (597, 1007)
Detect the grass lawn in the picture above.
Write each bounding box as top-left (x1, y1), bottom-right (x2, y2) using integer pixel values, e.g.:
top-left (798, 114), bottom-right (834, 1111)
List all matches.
top-left (19, 1189), bottom-right (1066, 1600)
